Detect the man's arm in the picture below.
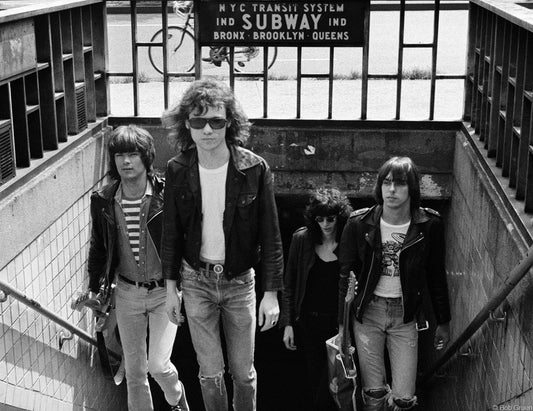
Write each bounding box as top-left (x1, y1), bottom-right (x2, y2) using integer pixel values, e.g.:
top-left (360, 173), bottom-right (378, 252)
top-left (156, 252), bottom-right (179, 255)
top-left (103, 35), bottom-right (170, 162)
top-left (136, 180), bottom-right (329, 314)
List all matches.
top-left (426, 216), bottom-right (451, 350)
top-left (434, 322), bottom-right (450, 350)
top-left (257, 162), bottom-right (283, 331)
top-left (279, 231), bottom-right (300, 329)
top-left (161, 162), bottom-right (184, 284)
top-left (426, 217), bottom-right (451, 325)
top-left (165, 279), bottom-right (183, 325)
top-left (258, 291), bottom-right (279, 332)
top-left (87, 195), bottom-right (107, 293)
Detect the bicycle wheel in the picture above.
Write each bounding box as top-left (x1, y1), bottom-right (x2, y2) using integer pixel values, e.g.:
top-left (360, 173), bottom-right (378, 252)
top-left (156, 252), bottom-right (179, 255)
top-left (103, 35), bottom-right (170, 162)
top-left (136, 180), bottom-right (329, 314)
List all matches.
top-left (149, 26), bottom-right (195, 74)
top-left (232, 46), bottom-right (278, 73)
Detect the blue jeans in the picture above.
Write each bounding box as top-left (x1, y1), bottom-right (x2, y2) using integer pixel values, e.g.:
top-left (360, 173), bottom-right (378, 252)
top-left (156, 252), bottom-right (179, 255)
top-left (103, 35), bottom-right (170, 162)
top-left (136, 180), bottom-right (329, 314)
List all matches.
top-left (353, 296), bottom-right (418, 411)
top-left (115, 279), bottom-right (184, 411)
top-left (181, 260), bottom-right (257, 411)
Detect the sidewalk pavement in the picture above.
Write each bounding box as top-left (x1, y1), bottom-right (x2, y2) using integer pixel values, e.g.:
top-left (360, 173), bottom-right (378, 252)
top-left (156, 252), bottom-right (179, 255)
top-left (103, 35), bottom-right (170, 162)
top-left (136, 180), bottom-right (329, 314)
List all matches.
top-left (108, 79), bottom-right (465, 120)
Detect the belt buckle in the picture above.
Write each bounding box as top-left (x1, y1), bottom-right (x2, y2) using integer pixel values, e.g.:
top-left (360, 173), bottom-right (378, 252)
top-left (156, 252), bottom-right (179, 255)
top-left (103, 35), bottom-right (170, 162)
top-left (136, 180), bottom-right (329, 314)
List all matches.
top-left (213, 264), bottom-right (224, 275)
top-left (144, 280), bottom-right (156, 290)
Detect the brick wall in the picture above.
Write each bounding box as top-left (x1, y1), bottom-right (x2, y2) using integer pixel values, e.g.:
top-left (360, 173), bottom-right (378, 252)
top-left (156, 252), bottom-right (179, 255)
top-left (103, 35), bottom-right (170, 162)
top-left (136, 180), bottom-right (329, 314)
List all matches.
top-left (421, 130), bottom-right (533, 410)
top-left (0, 123), bottom-right (127, 411)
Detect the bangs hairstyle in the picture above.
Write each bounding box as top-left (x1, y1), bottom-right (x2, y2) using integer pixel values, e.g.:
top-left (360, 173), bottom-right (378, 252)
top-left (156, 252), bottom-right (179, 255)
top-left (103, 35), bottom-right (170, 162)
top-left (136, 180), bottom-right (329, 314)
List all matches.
top-left (107, 125), bottom-right (155, 180)
top-left (161, 78), bottom-right (251, 152)
top-left (304, 187), bottom-right (353, 244)
top-left (374, 156), bottom-right (421, 211)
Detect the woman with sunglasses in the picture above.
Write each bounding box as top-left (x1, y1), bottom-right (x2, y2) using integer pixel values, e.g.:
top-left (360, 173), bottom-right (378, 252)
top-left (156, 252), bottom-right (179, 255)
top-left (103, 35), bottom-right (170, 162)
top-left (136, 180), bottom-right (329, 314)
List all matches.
top-left (280, 187), bottom-right (352, 410)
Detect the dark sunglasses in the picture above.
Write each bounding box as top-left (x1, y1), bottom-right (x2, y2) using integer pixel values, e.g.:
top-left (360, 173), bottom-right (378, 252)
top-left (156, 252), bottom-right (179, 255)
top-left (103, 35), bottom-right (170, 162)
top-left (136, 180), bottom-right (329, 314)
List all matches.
top-left (188, 117), bottom-right (227, 130)
top-left (315, 215), bottom-right (337, 223)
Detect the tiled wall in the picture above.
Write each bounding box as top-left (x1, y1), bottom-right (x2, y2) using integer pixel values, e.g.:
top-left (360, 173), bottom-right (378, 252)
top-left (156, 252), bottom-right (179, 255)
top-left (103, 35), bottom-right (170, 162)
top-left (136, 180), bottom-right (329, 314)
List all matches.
top-left (0, 125), bottom-right (127, 410)
top-left (0, 189), bottom-right (127, 411)
top-left (422, 132), bottom-right (533, 410)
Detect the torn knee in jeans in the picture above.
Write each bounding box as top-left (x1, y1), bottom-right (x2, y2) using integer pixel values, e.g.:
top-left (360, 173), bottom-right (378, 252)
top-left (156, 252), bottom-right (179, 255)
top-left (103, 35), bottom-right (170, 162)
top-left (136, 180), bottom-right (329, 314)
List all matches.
top-left (364, 388), bottom-right (389, 400)
top-left (389, 395), bottom-right (417, 410)
top-left (199, 371), bottom-right (224, 395)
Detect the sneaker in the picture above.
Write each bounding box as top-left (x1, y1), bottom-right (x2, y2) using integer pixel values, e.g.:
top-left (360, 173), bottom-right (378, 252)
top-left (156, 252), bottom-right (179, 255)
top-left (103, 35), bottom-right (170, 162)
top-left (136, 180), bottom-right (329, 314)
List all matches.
top-left (170, 381), bottom-right (189, 411)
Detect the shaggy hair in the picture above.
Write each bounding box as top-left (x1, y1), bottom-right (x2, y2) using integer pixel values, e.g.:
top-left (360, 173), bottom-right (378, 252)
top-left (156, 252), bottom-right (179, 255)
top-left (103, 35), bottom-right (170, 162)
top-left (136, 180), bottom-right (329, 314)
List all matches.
top-left (304, 187), bottom-right (353, 244)
top-left (161, 78), bottom-right (251, 152)
top-left (374, 156), bottom-right (421, 211)
top-left (107, 125), bottom-right (155, 180)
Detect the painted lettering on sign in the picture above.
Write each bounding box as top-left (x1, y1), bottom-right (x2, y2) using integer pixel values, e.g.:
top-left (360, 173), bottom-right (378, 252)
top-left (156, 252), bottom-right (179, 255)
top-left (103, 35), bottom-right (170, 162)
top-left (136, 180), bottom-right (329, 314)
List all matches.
top-left (197, 1), bottom-right (368, 47)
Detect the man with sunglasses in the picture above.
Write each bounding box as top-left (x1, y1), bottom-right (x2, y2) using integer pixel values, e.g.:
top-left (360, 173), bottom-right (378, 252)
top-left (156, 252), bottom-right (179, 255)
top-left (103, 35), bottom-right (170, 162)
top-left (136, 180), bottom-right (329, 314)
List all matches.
top-left (160, 78), bottom-right (283, 411)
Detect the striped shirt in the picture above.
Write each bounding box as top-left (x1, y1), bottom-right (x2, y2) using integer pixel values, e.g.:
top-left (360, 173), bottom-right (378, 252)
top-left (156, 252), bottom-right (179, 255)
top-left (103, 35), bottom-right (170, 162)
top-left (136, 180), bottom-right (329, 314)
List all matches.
top-left (121, 198), bottom-right (142, 262)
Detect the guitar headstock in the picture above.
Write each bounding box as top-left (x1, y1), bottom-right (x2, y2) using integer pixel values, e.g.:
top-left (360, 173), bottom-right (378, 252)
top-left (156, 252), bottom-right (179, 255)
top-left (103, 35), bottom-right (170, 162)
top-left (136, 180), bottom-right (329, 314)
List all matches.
top-left (345, 271), bottom-right (357, 304)
top-left (71, 291), bottom-right (90, 311)
top-left (70, 290), bottom-right (105, 312)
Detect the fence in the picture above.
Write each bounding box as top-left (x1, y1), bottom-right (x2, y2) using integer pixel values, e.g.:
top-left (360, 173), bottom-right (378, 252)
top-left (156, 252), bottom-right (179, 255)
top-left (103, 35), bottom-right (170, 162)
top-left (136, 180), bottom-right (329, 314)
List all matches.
top-left (106, 0), bottom-right (468, 119)
top-left (465, 0), bottom-right (533, 220)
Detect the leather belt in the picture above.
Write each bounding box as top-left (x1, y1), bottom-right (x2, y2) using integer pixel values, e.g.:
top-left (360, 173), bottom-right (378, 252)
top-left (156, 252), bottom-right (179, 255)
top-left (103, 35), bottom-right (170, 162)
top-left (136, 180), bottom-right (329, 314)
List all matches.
top-left (199, 261), bottom-right (225, 275)
top-left (119, 275), bottom-right (165, 290)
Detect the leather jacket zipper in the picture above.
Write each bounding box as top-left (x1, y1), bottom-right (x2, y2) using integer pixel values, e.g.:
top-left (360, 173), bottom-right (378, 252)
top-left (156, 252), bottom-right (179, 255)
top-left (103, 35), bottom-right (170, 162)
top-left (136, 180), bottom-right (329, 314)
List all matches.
top-left (355, 232), bottom-right (424, 319)
top-left (397, 232), bottom-right (424, 313)
top-left (147, 208), bottom-right (163, 224)
top-left (401, 233), bottom-right (424, 251)
top-left (356, 248), bottom-right (374, 318)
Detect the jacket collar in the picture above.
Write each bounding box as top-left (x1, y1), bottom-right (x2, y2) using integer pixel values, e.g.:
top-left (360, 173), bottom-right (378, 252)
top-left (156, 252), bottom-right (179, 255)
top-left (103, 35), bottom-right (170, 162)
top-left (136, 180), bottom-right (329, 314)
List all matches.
top-left (362, 205), bottom-right (430, 247)
top-left (95, 174), bottom-right (164, 203)
top-left (229, 145), bottom-right (261, 171)
top-left (362, 205), bottom-right (430, 227)
top-left (174, 144), bottom-right (261, 172)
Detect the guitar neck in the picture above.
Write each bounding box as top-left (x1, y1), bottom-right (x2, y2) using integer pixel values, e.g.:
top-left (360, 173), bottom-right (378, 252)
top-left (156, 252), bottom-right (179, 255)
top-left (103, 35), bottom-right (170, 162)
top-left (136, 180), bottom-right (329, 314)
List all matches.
top-left (341, 300), bottom-right (351, 355)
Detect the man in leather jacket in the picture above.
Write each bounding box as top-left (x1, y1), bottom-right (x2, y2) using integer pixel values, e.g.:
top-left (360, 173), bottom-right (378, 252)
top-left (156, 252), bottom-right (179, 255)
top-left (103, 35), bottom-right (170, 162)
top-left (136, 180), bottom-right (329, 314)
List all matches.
top-left (161, 78), bottom-right (283, 411)
top-left (87, 125), bottom-right (189, 411)
top-left (338, 157), bottom-right (451, 411)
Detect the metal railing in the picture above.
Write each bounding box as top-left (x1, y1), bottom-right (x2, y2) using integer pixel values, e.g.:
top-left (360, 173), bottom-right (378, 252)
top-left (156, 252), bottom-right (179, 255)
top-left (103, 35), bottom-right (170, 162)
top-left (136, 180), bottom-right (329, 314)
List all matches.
top-left (421, 243), bottom-right (533, 381)
top-left (107, 0), bottom-right (468, 119)
top-left (0, 279), bottom-right (120, 360)
top-left (464, 0), bottom-right (533, 214)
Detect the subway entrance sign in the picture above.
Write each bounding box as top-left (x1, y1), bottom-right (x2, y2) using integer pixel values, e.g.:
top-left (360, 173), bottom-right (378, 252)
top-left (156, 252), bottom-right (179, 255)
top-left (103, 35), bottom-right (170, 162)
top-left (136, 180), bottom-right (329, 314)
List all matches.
top-left (196, 1), bottom-right (369, 47)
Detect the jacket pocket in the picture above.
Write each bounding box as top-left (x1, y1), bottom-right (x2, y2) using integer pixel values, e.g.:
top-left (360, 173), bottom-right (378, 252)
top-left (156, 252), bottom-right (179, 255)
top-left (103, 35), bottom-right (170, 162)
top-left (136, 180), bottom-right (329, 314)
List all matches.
top-left (236, 193), bottom-right (257, 220)
top-left (176, 188), bottom-right (195, 224)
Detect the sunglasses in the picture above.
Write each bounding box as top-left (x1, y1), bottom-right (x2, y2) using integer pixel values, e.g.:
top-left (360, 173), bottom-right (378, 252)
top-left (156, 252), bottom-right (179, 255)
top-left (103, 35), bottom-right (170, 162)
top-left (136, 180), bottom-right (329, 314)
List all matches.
top-left (315, 215), bottom-right (337, 223)
top-left (188, 117), bottom-right (228, 130)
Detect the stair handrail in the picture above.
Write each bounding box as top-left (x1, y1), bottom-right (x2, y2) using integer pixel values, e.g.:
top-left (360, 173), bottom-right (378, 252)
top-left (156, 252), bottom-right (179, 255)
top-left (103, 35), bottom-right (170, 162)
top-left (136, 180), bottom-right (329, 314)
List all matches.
top-left (421, 243), bottom-right (533, 382)
top-left (0, 278), bottom-right (120, 360)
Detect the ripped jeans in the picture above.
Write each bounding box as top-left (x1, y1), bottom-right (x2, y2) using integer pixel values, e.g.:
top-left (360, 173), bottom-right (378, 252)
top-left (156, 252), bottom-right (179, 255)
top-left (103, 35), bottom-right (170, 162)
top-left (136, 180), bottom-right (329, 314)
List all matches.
top-left (181, 260), bottom-right (257, 411)
top-left (353, 295), bottom-right (418, 411)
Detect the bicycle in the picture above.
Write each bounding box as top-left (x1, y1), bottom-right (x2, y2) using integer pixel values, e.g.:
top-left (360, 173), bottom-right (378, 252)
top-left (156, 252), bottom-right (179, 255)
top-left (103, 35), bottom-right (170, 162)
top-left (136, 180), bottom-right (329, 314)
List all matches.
top-left (148, 0), bottom-right (278, 74)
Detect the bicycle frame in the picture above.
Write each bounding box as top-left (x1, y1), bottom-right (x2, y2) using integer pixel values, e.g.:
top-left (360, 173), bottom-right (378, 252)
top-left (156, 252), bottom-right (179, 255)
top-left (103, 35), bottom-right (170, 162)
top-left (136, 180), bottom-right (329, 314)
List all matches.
top-left (172, 2), bottom-right (194, 52)
top-left (148, 0), bottom-right (278, 73)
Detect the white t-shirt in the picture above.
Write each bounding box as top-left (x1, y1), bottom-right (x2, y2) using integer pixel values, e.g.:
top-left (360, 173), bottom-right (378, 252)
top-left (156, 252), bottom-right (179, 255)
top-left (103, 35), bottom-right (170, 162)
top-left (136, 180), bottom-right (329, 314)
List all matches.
top-left (373, 218), bottom-right (410, 298)
top-left (199, 162), bottom-right (228, 262)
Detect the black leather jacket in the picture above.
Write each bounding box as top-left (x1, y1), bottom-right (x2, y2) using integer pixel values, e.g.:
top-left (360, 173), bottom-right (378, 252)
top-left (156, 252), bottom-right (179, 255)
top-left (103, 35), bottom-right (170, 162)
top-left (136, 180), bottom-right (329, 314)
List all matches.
top-left (161, 144), bottom-right (284, 291)
top-left (280, 227), bottom-right (339, 328)
top-left (339, 205), bottom-right (451, 325)
top-left (87, 175), bottom-right (164, 293)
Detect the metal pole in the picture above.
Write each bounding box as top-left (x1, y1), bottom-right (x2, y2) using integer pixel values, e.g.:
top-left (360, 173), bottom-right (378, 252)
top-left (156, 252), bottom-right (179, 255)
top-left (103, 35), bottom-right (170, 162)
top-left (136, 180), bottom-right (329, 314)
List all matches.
top-left (0, 279), bottom-right (120, 360)
top-left (421, 243), bottom-right (533, 382)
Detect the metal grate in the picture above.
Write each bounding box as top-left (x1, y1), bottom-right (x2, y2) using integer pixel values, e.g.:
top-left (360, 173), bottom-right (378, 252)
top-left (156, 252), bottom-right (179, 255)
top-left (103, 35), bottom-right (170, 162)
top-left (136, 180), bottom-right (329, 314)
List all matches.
top-left (75, 84), bottom-right (87, 132)
top-left (0, 121), bottom-right (16, 185)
